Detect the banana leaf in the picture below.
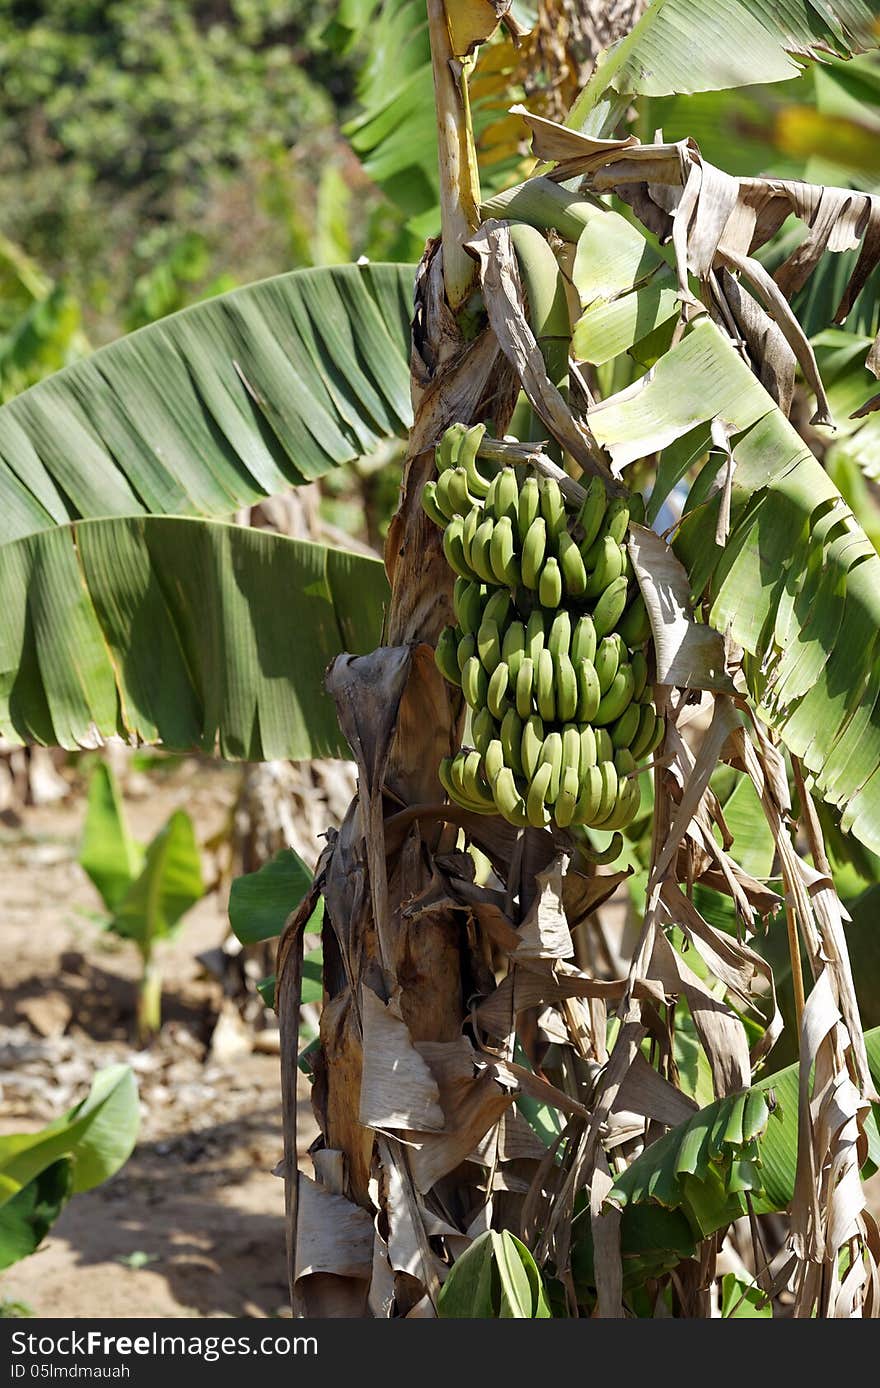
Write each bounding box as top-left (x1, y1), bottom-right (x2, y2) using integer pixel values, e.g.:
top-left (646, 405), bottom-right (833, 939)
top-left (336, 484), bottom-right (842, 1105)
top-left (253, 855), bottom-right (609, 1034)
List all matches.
top-left (0, 264), bottom-right (415, 547)
top-left (570, 0), bottom-right (878, 132)
top-left (0, 1160), bottom-right (73, 1271)
top-left (0, 1066), bottom-right (139, 1205)
top-left (608, 1025), bottom-right (880, 1239)
top-left (0, 516), bottom-right (389, 759)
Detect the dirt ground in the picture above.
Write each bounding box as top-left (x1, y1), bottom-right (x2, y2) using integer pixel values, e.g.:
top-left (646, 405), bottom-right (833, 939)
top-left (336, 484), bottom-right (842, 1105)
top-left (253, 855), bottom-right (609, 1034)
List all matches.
top-left (0, 757), bottom-right (316, 1319)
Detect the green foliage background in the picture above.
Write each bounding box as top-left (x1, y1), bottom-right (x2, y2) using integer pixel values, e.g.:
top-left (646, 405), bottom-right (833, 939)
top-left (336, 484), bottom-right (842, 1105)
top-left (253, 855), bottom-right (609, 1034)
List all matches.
top-left (0, 1), bottom-right (412, 346)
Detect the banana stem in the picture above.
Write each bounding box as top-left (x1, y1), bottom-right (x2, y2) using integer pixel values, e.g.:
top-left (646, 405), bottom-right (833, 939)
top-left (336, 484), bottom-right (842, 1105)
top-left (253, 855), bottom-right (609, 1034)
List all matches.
top-left (137, 956), bottom-right (162, 1043)
top-left (481, 178), bottom-right (602, 245)
top-left (426, 0), bottom-right (481, 311)
top-left (475, 434), bottom-right (623, 502)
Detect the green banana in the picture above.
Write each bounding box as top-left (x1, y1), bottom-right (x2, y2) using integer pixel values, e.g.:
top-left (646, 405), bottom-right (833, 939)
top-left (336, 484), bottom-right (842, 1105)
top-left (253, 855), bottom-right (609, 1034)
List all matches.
top-left (631, 648), bottom-right (648, 702)
top-left (536, 647), bottom-right (556, 722)
top-left (539, 556), bottom-right (563, 609)
top-left (500, 708), bottom-right (524, 776)
top-left (483, 589), bottom-right (512, 629)
top-left (619, 592), bottom-right (651, 648)
top-left (594, 636), bottom-right (620, 693)
top-left (462, 504), bottom-right (482, 571)
top-left (470, 517), bottom-right (497, 584)
top-left (434, 469), bottom-right (457, 520)
top-left (554, 764), bottom-right (580, 829)
top-left (460, 453), bottom-right (492, 502)
top-left (554, 651), bottom-right (579, 722)
top-left (645, 713), bottom-right (665, 758)
top-left (489, 515), bottom-right (520, 587)
top-left (471, 706), bottom-right (496, 757)
top-left (502, 621), bottom-right (527, 683)
top-left (547, 610), bottom-right (572, 661)
top-left (600, 750), bottom-right (640, 829)
top-left (521, 715), bottom-right (545, 779)
top-left (440, 755), bottom-right (491, 815)
top-left (516, 656), bottom-right (535, 720)
top-left (448, 466), bottom-right (474, 516)
top-left (439, 756), bottom-right (480, 812)
top-left (584, 535), bottom-right (624, 598)
top-left (454, 751), bottom-right (495, 812)
top-left (577, 476), bottom-right (607, 553)
top-left (595, 760), bottom-right (619, 823)
top-left (573, 765), bottom-right (603, 826)
top-left (493, 468), bottom-right (520, 525)
top-left (526, 762), bottom-right (553, 828)
top-left (579, 724), bottom-right (597, 772)
top-left (435, 626), bottom-right (461, 686)
top-left (631, 709), bottom-right (664, 761)
top-left (521, 516), bottom-right (547, 590)
top-left (462, 655), bottom-right (489, 709)
top-left (421, 480), bottom-right (448, 529)
top-left (539, 476), bottom-right (566, 536)
top-left (604, 496), bottom-right (631, 545)
top-left (600, 776), bottom-right (641, 831)
top-left (454, 578), bottom-right (482, 635)
top-left (540, 731), bottom-right (563, 802)
top-left (615, 747), bottom-right (637, 781)
top-left (611, 701), bottom-right (641, 749)
top-left (493, 766), bottom-right (529, 826)
top-left (457, 424), bottom-right (490, 496)
top-left (574, 658), bottom-right (599, 721)
top-left (628, 492), bottom-right (646, 526)
top-left (594, 663), bottom-right (635, 725)
top-left (629, 703), bottom-right (656, 761)
top-left (594, 728), bottom-right (614, 763)
top-left (570, 614), bottom-right (597, 667)
top-left (476, 617), bottom-right (502, 674)
top-left (557, 530), bottom-right (587, 598)
top-left (487, 661), bottom-right (511, 719)
top-left (517, 476), bottom-right (540, 543)
top-left (525, 609), bottom-right (546, 663)
top-left (436, 424), bottom-right (466, 473)
top-left (562, 724), bottom-right (582, 782)
top-left (457, 631), bottom-right (476, 673)
top-left (610, 632), bottom-right (628, 666)
top-left (484, 738), bottom-right (505, 786)
top-left (442, 515), bottom-right (473, 579)
top-left (593, 575), bottom-right (629, 638)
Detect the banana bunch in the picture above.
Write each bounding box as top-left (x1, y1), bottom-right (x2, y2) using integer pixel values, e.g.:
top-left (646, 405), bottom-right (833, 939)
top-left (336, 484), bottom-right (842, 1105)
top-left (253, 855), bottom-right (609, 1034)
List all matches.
top-left (426, 425), bottom-right (664, 831)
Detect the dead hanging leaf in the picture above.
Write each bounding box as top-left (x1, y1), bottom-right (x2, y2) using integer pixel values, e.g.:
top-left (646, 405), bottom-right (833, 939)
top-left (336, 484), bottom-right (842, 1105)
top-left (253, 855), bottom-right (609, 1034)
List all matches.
top-left (368, 1225), bottom-right (396, 1319)
top-left (515, 854), bottom-right (575, 960)
top-left (359, 986), bottom-right (446, 1132)
top-left (628, 524), bottom-right (734, 692)
top-left (651, 928), bottom-right (751, 1097)
top-left (465, 220), bottom-right (621, 488)
top-left (520, 109), bottom-right (880, 399)
top-left (509, 104), bottom-right (639, 165)
top-left (327, 647), bottom-right (412, 969)
top-left (294, 1175), bottom-right (374, 1284)
top-left (476, 958), bottom-right (666, 1038)
top-left (446, 0), bottom-right (513, 56)
top-left (718, 267), bottom-right (796, 415)
top-left (615, 1052), bottom-right (699, 1128)
top-left (407, 1069), bottom-right (514, 1193)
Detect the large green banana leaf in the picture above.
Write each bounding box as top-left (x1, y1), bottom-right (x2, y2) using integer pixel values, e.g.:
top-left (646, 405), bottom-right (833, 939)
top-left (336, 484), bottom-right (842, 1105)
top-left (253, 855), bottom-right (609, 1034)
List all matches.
top-left (0, 516), bottom-right (389, 759)
top-left (570, 0), bottom-right (879, 131)
top-left (0, 263), bottom-right (415, 547)
top-left (610, 1027), bottom-right (880, 1239)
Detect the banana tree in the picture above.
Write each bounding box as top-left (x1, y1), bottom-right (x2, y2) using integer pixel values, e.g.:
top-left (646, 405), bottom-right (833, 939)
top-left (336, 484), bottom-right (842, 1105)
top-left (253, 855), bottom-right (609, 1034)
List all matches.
top-left (4, 0), bottom-right (880, 1320)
